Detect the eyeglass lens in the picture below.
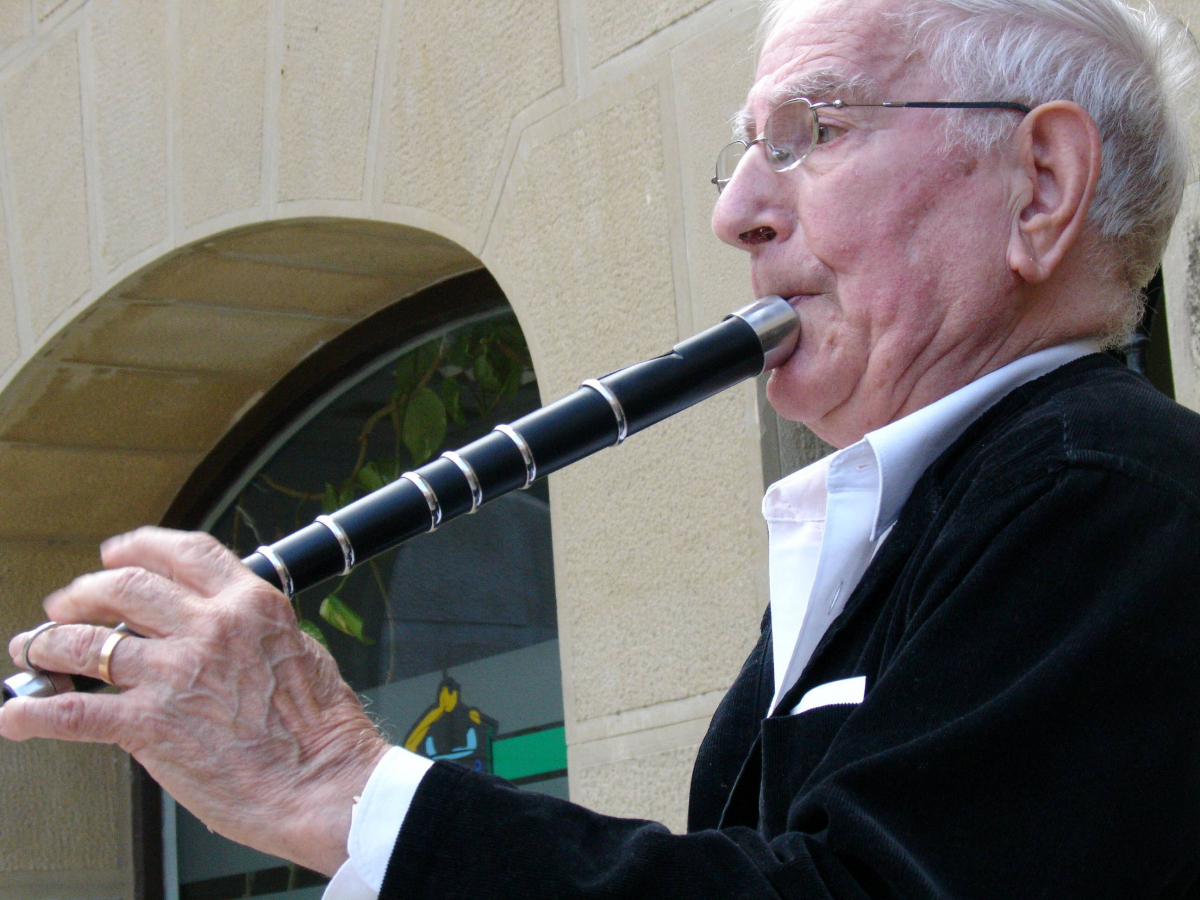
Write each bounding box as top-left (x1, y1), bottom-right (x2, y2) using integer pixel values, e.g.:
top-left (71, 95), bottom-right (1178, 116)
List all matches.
top-left (714, 99), bottom-right (816, 193)
top-left (764, 99), bottom-right (815, 169)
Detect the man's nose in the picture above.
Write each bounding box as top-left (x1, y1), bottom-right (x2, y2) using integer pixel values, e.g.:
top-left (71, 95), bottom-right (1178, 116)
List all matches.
top-left (711, 148), bottom-right (787, 250)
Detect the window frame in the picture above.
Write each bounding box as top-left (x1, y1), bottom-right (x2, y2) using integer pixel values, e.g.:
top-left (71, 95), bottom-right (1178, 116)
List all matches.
top-left (136, 268), bottom-right (513, 900)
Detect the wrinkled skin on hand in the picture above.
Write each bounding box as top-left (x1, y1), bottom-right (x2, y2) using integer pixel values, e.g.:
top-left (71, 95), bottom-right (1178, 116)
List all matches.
top-left (0, 527), bottom-right (390, 876)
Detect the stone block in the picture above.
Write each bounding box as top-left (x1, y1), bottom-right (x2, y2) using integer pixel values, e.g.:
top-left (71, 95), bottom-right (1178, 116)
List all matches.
top-left (571, 690), bottom-right (724, 744)
top-left (588, 0), bottom-right (709, 67)
top-left (490, 85), bottom-right (763, 717)
top-left (119, 248), bottom-right (421, 319)
top-left (0, 198), bottom-right (19, 372)
top-left (4, 34), bottom-right (91, 337)
top-left (1162, 183), bottom-right (1200, 412)
top-left (556, 387), bottom-right (763, 720)
top-left (0, 540), bottom-right (128, 882)
top-left (572, 743), bottom-right (699, 833)
top-left (0, 0), bottom-right (28, 56)
top-left (0, 442), bottom-right (198, 541)
top-left (278, 0), bottom-right (382, 201)
top-left (90, 0), bottom-right (169, 270)
top-left (0, 539), bottom-right (103, 635)
top-left (671, 12), bottom-right (760, 329)
top-left (0, 736), bottom-right (129, 876)
top-left (381, 0), bottom-right (562, 228)
top-left (0, 363), bottom-right (259, 453)
top-left (180, 0), bottom-right (267, 225)
top-left (201, 219), bottom-right (478, 280)
top-left (0, 871), bottom-right (129, 900)
top-left (490, 87), bottom-right (675, 397)
top-left (50, 298), bottom-right (347, 379)
top-left (36, 0), bottom-right (68, 22)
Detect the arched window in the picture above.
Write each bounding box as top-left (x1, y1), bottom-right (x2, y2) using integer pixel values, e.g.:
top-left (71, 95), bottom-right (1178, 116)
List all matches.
top-left (161, 272), bottom-right (564, 900)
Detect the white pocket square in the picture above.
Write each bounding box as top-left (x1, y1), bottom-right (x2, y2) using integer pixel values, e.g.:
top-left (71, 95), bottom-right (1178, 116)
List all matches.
top-left (789, 675), bottom-right (866, 716)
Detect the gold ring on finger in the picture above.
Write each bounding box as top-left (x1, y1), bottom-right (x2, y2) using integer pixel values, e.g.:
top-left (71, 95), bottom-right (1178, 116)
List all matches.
top-left (21, 621), bottom-right (63, 671)
top-left (97, 626), bottom-right (133, 686)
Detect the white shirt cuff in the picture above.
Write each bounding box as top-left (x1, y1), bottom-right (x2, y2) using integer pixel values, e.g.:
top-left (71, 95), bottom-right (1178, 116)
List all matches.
top-left (321, 746), bottom-right (435, 899)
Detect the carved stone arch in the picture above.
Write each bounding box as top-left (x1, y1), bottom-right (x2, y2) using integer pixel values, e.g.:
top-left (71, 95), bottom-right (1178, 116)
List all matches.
top-left (0, 217), bottom-right (486, 548)
top-left (0, 2), bottom-right (792, 896)
top-left (0, 215), bottom-right (528, 899)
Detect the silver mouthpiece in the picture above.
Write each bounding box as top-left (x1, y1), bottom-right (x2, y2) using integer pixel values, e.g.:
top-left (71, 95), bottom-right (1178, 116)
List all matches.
top-left (728, 295), bottom-right (800, 372)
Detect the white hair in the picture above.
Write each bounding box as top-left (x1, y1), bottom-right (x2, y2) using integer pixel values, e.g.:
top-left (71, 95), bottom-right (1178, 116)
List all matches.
top-left (760, 0), bottom-right (1199, 341)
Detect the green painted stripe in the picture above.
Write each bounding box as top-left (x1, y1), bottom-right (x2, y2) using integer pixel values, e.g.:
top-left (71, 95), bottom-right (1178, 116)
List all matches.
top-left (493, 725), bottom-right (567, 782)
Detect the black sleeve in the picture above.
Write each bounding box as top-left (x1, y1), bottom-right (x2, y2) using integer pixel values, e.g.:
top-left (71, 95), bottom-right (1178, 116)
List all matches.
top-left (380, 464), bottom-right (1200, 899)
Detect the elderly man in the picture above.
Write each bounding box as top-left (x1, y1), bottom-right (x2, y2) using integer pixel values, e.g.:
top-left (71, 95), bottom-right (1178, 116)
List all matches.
top-left (4, 0), bottom-right (1200, 896)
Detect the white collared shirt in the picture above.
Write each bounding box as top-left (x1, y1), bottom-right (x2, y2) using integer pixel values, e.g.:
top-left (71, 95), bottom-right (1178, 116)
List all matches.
top-left (325, 339), bottom-right (1100, 898)
top-left (765, 340), bottom-right (1099, 713)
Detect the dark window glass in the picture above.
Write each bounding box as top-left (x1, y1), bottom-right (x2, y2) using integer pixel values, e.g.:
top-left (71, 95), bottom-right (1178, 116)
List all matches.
top-left (171, 308), bottom-right (565, 900)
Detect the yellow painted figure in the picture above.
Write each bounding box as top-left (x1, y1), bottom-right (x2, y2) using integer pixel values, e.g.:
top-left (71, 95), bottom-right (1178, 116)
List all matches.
top-left (403, 677), bottom-right (498, 773)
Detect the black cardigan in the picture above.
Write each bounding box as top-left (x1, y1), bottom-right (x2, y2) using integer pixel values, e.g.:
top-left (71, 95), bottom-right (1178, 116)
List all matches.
top-left (382, 354), bottom-right (1200, 899)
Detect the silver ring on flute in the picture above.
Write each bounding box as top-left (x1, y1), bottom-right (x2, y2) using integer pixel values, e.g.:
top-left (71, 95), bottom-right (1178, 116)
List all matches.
top-left (97, 626), bottom-right (133, 687)
top-left (401, 472), bottom-right (443, 531)
top-left (21, 621), bottom-right (62, 671)
top-left (316, 515), bottom-right (355, 575)
top-left (495, 424), bottom-right (536, 489)
top-left (442, 450), bottom-right (483, 513)
top-left (581, 378), bottom-right (628, 445)
top-left (257, 545), bottom-right (294, 597)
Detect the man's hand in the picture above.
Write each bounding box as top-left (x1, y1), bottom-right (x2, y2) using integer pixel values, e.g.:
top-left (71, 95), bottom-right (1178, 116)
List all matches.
top-left (0, 527), bottom-right (389, 876)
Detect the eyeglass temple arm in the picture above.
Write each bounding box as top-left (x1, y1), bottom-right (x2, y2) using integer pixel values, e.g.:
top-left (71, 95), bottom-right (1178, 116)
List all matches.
top-left (877, 101), bottom-right (1033, 114)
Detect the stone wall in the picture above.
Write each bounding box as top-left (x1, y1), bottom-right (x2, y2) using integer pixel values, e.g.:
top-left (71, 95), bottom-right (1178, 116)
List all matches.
top-left (1157, 2), bottom-right (1200, 414)
top-left (0, 1), bottom-right (774, 897)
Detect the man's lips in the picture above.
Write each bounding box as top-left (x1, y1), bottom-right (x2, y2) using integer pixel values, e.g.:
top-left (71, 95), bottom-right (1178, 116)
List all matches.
top-left (769, 293), bottom-right (817, 308)
top-left (753, 281), bottom-right (819, 301)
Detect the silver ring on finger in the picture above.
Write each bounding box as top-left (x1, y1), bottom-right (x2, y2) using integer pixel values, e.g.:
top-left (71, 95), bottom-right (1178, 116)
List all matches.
top-left (97, 625), bottom-right (134, 686)
top-left (21, 621), bottom-right (63, 671)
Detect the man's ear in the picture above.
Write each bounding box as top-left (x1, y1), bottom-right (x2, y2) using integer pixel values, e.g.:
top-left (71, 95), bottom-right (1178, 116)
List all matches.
top-left (1007, 101), bottom-right (1102, 285)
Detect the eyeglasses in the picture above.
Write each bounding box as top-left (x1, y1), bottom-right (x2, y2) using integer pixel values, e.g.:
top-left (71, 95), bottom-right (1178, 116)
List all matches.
top-left (712, 98), bottom-right (1032, 194)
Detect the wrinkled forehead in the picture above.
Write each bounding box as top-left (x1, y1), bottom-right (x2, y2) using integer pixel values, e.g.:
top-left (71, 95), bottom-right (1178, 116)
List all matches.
top-left (751, 0), bottom-right (916, 108)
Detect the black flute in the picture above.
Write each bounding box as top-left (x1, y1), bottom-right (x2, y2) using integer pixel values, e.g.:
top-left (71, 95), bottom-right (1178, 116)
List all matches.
top-left (2, 296), bottom-right (799, 704)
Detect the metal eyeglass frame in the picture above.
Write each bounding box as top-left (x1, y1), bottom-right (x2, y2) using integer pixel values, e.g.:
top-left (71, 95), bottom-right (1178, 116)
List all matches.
top-left (712, 97), bottom-right (1033, 193)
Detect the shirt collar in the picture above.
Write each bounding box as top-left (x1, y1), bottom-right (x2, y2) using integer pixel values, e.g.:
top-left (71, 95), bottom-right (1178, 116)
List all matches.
top-left (863, 339), bottom-right (1100, 538)
top-left (763, 340), bottom-right (1100, 536)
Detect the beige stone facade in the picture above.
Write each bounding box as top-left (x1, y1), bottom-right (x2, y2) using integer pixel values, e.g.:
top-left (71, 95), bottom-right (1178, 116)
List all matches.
top-left (0, 1), bottom-right (1197, 898)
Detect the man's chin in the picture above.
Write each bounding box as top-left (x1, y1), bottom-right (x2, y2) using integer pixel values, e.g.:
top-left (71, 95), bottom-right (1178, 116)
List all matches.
top-left (764, 363), bottom-right (851, 447)
top-left (764, 367), bottom-right (819, 424)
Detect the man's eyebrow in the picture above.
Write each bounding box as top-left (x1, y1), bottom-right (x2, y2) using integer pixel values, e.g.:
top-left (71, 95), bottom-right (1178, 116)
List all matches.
top-left (770, 70), bottom-right (882, 106)
top-left (733, 69), bottom-right (882, 141)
